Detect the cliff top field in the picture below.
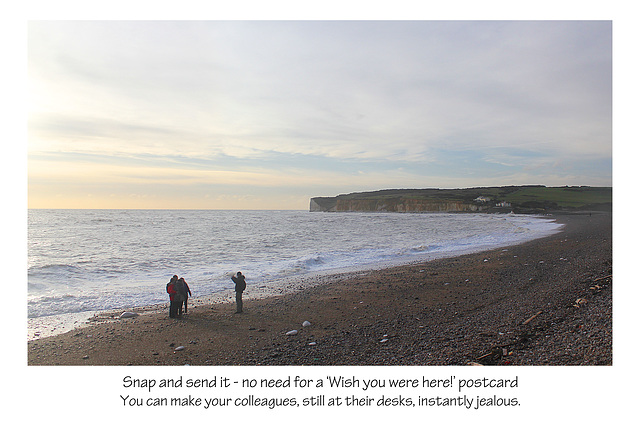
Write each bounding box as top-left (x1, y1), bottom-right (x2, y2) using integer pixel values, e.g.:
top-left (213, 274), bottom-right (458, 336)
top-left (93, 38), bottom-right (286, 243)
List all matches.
top-left (310, 185), bottom-right (612, 213)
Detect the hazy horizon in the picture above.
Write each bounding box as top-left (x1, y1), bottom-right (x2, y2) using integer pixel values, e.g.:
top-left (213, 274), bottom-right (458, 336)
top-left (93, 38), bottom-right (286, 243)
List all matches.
top-left (27, 183), bottom-right (612, 211)
top-left (28, 21), bottom-right (612, 210)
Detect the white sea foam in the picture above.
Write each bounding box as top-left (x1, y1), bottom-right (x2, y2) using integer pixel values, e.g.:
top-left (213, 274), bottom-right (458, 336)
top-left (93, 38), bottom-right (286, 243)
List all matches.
top-left (27, 210), bottom-right (563, 339)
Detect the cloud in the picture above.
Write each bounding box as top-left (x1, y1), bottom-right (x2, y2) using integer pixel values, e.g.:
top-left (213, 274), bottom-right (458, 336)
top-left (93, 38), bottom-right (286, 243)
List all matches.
top-left (27, 21), bottom-right (612, 208)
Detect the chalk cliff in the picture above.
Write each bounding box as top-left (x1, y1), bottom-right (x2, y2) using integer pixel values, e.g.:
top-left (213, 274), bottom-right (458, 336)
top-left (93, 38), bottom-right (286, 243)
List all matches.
top-left (310, 186), bottom-right (612, 213)
top-left (310, 197), bottom-right (483, 213)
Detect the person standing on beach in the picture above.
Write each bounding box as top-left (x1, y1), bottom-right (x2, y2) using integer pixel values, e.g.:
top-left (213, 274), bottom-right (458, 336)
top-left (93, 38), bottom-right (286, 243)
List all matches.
top-left (167, 275), bottom-right (178, 293)
top-left (166, 276), bottom-right (180, 318)
top-left (180, 278), bottom-right (192, 314)
top-left (174, 278), bottom-right (187, 317)
top-left (231, 271), bottom-right (246, 313)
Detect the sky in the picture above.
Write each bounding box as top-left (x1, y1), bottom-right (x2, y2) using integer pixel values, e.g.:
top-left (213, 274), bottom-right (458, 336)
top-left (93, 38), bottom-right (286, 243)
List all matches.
top-left (27, 20), bottom-right (612, 210)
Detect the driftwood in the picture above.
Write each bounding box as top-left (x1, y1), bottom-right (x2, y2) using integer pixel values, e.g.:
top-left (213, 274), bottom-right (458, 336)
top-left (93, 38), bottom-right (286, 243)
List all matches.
top-left (592, 274), bottom-right (612, 283)
top-left (477, 352), bottom-right (493, 360)
top-left (522, 311), bottom-right (543, 326)
top-left (476, 346), bottom-right (505, 364)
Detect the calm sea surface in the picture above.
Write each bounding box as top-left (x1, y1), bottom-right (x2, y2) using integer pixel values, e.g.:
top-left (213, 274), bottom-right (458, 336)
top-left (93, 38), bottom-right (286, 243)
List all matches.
top-left (27, 210), bottom-right (563, 336)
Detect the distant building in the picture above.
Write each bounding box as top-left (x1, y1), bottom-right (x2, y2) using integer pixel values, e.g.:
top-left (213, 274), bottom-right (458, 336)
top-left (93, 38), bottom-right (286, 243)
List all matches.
top-left (496, 201), bottom-right (511, 208)
top-left (474, 196), bottom-right (491, 203)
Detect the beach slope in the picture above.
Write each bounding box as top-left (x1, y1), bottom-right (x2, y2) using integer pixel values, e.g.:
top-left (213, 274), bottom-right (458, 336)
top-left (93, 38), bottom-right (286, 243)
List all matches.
top-left (28, 213), bottom-right (612, 366)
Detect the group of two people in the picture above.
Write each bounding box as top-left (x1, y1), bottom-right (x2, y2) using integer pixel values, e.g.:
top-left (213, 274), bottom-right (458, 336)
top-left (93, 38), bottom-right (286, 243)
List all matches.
top-left (166, 271), bottom-right (246, 318)
top-left (166, 275), bottom-right (192, 318)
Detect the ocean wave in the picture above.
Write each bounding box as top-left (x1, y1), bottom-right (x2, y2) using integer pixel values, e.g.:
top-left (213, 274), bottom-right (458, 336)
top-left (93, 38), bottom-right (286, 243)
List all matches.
top-left (27, 280), bottom-right (49, 292)
top-left (300, 254), bottom-right (325, 269)
top-left (28, 293), bottom-right (93, 318)
top-left (409, 244), bottom-right (439, 253)
top-left (30, 263), bottom-right (81, 272)
top-left (28, 210), bottom-right (564, 320)
top-left (28, 291), bottom-right (166, 318)
top-left (28, 264), bottom-right (84, 280)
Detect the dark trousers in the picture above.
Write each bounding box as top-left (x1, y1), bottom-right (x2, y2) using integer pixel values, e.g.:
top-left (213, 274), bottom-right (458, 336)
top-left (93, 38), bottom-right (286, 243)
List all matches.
top-left (236, 291), bottom-right (243, 313)
top-left (177, 300), bottom-right (184, 316)
top-left (170, 300), bottom-right (180, 318)
top-left (183, 297), bottom-right (188, 313)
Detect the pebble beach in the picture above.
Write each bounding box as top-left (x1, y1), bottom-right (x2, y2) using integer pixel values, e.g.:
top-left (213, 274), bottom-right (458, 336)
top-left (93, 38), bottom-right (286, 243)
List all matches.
top-left (27, 212), bottom-right (612, 366)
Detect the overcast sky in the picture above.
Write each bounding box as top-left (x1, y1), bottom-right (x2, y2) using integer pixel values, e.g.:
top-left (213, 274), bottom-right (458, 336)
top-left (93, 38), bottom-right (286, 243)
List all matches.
top-left (27, 20), bottom-right (612, 209)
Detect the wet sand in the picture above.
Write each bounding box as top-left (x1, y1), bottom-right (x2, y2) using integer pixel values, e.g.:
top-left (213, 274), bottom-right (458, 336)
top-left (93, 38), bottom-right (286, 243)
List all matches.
top-left (27, 212), bottom-right (612, 366)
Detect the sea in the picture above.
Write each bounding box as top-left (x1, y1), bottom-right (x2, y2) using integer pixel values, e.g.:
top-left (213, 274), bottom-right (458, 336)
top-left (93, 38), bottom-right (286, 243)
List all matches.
top-left (27, 209), bottom-right (563, 339)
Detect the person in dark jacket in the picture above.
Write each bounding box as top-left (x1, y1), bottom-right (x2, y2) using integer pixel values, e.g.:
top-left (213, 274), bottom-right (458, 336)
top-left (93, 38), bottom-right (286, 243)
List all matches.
top-left (179, 278), bottom-right (192, 314)
top-left (231, 271), bottom-right (246, 313)
top-left (174, 277), bottom-right (190, 316)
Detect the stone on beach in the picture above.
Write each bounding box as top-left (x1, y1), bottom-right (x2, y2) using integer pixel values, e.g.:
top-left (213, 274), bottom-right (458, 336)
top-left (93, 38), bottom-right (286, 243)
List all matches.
top-left (302, 321), bottom-right (311, 327)
top-left (119, 312), bottom-right (139, 319)
top-left (286, 330), bottom-right (299, 336)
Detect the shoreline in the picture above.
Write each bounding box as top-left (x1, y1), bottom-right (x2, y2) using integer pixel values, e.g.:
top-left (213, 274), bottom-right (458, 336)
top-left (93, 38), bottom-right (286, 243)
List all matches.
top-left (27, 212), bottom-right (611, 365)
top-left (27, 213), bottom-right (562, 341)
top-left (26, 265), bottom-right (381, 341)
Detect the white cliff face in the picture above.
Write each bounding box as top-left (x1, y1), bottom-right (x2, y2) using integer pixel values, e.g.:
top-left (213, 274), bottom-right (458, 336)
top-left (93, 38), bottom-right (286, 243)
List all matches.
top-left (335, 198), bottom-right (482, 213)
top-left (309, 198), bottom-right (324, 212)
top-left (309, 197), bottom-right (337, 212)
top-left (310, 197), bottom-right (483, 213)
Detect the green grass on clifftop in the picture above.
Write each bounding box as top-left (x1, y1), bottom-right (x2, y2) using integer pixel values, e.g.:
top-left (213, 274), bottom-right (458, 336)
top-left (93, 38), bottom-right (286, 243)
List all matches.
top-left (312, 185), bottom-right (612, 213)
